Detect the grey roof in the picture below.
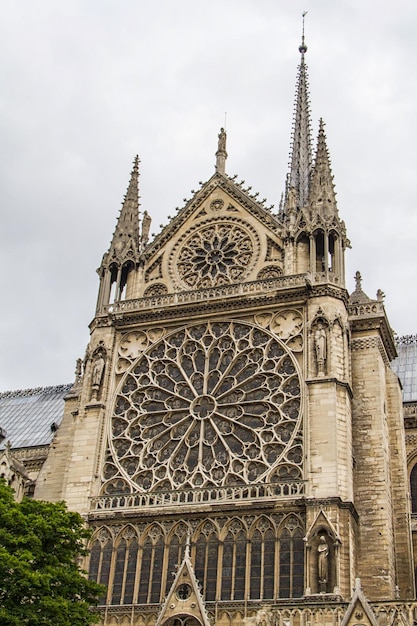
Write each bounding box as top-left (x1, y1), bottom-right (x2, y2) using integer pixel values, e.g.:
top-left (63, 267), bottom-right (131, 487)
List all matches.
top-left (0, 384), bottom-right (71, 450)
top-left (391, 335), bottom-right (417, 403)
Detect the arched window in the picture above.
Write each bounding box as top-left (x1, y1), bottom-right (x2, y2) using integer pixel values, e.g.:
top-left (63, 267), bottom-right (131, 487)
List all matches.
top-left (88, 535), bottom-right (113, 605)
top-left (124, 537), bottom-right (138, 604)
top-left (410, 463), bottom-right (417, 513)
top-left (279, 524), bottom-right (304, 598)
top-left (314, 231), bottom-right (325, 272)
top-left (109, 535), bottom-right (139, 605)
top-left (221, 527), bottom-right (247, 600)
top-left (165, 529), bottom-right (186, 596)
top-left (249, 526), bottom-right (276, 600)
top-left (137, 531), bottom-right (165, 604)
top-left (112, 539), bottom-right (127, 604)
top-left (194, 525), bottom-right (219, 601)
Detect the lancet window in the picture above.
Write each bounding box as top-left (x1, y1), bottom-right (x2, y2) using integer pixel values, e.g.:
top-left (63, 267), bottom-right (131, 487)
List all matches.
top-left (410, 462), bottom-right (417, 513)
top-left (88, 516), bottom-right (305, 605)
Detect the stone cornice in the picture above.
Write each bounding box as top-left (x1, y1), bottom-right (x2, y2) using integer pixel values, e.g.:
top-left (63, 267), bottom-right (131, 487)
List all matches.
top-left (304, 496), bottom-right (359, 522)
top-left (351, 335), bottom-right (391, 366)
top-left (306, 378), bottom-right (353, 398)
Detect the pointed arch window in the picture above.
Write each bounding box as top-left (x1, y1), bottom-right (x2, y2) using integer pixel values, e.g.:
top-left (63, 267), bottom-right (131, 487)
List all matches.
top-left (314, 231), bottom-right (325, 272)
top-left (112, 539), bottom-right (127, 604)
top-left (221, 527), bottom-right (247, 600)
top-left (249, 525), bottom-right (276, 600)
top-left (165, 528), bottom-right (186, 596)
top-left (279, 526), bottom-right (304, 598)
top-left (137, 531), bottom-right (165, 604)
top-left (88, 536), bottom-right (113, 605)
top-left (410, 463), bottom-right (417, 513)
top-left (194, 525), bottom-right (219, 601)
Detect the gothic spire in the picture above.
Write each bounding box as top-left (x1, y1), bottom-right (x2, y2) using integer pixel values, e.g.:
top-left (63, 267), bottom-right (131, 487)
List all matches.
top-left (108, 155), bottom-right (140, 261)
top-left (285, 13), bottom-right (313, 211)
top-left (309, 119), bottom-right (338, 213)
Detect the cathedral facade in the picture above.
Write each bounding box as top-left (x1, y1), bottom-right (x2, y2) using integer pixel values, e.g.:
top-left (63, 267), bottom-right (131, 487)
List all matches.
top-left (25, 35), bottom-right (417, 626)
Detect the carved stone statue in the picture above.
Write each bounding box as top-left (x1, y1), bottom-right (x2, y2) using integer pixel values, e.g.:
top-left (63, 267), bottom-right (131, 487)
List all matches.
top-left (317, 535), bottom-right (329, 591)
top-left (91, 352), bottom-right (105, 400)
top-left (217, 127), bottom-right (227, 152)
top-left (75, 358), bottom-right (83, 381)
top-left (141, 210), bottom-right (152, 248)
top-left (314, 322), bottom-right (327, 376)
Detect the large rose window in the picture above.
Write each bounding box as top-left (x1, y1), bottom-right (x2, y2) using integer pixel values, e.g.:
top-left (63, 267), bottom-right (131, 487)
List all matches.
top-left (105, 321), bottom-right (303, 493)
top-left (172, 221), bottom-right (258, 289)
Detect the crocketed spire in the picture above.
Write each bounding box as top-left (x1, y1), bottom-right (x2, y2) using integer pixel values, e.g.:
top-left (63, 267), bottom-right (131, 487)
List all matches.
top-left (309, 119), bottom-right (338, 215)
top-left (107, 155), bottom-right (140, 262)
top-left (285, 14), bottom-right (313, 212)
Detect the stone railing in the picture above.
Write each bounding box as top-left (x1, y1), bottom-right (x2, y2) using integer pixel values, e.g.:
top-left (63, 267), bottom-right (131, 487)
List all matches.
top-left (95, 599), bottom-right (417, 626)
top-left (90, 481), bottom-right (305, 513)
top-left (104, 275), bottom-right (308, 315)
top-left (348, 300), bottom-right (385, 318)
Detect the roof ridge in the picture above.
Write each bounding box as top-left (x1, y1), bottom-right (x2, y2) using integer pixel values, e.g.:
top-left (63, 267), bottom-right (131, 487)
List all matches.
top-left (0, 383), bottom-right (72, 399)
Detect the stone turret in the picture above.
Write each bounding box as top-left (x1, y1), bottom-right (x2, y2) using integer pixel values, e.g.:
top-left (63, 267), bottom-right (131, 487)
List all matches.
top-left (96, 156), bottom-right (141, 311)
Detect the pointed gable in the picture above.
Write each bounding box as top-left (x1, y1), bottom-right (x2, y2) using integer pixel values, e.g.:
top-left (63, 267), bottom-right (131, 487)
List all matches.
top-left (341, 579), bottom-right (379, 626)
top-left (140, 172), bottom-right (284, 296)
top-left (156, 545), bottom-right (211, 626)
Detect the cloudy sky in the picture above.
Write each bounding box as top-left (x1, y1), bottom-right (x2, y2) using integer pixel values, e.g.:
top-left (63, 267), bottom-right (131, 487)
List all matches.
top-left (0, 0), bottom-right (416, 391)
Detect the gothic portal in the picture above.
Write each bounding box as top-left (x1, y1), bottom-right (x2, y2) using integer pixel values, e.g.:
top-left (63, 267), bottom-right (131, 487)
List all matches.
top-left (35, 32), bottom-right (415, 626)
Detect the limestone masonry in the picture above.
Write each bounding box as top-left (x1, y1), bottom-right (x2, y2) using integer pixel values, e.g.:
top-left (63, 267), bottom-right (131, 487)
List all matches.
top-left (2, 30), bottom-right (417, 626)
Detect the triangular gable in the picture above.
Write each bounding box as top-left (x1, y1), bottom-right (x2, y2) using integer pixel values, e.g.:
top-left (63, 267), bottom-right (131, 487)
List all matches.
top-left (141, 173), bottom-right (284, 295)
top-left (305, 509), bottom-right (341, 543)
top-left (341, 579), bottom-right (378, 626)
top-left (143, 172), bottom-right (282, 263)
top-left (155, 543), bottom-right (210, 626)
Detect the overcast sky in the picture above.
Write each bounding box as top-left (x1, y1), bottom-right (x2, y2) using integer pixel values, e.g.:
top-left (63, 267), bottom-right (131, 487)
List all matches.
top-left (0, 0), bottom-right (416, 391)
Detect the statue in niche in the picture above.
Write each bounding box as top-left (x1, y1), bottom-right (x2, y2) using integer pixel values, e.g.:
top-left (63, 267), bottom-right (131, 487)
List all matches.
top-left (91, 351), bottom-right (105, 401)
top-left (317, 535), bottom-right (329, 592)
top-left (314, 321), bottom-right (327, 376)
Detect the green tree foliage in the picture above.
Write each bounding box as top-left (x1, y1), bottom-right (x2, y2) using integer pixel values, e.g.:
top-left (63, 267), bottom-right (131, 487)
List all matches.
top-left (0, 479), bottom-right (104, 625)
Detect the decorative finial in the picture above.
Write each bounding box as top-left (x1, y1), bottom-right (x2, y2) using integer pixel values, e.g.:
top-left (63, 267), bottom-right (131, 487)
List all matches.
top-left (354, 271), bottom-right (362, 291)
top-left (185, 529), bottom-right (191, 559)
top-left (299, 11), bottom-right (308, 58)
top-left (215, 127), bottom-right (227, 175)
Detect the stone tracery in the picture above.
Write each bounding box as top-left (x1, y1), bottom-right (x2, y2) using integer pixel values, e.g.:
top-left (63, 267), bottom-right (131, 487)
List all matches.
top-left (104, 321), bottom-right (303, 494)
top-left (171, 220), bottom-right (259, 289)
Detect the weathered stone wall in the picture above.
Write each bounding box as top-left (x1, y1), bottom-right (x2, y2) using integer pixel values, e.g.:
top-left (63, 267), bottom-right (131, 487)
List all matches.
top-left (351, 335), bottom-right (396, 598)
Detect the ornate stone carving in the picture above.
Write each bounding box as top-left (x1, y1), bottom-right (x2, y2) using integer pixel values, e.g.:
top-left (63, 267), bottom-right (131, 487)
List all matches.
top-left (257, 266), bottom-right (282, 280)
top-left (90, 344), bottom-right (106, 401)
top-left (170, 219), bottom-right (259, 289)
top-left (143, 283), bottom-right (168, 297)
top-left (106, 321), bottom-right (303, 493)
top-left (210, 198), bottom-right (224, 211)
top-left (116, 329), bottom-right (165, 374)
top-left (317, 535), bottom-right (329, 590)
top-left (314, 322), bottom-right (327, 377)
top-left (254, 310), bottom-right (303, 352)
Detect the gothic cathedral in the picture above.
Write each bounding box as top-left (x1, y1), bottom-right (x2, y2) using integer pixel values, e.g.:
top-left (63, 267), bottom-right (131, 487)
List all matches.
top-left (35, 34), bottom-right (416, 626)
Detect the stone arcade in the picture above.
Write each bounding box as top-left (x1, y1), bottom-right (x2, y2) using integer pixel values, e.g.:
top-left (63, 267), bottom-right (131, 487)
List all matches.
top-left (2, 32), bottom-right (417, 626)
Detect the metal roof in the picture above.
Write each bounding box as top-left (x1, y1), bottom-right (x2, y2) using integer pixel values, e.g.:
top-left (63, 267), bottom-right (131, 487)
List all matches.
top-left (0, 384), bottom-right (71, 450)
top-left (391, 335), bottom-right (417, 403)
